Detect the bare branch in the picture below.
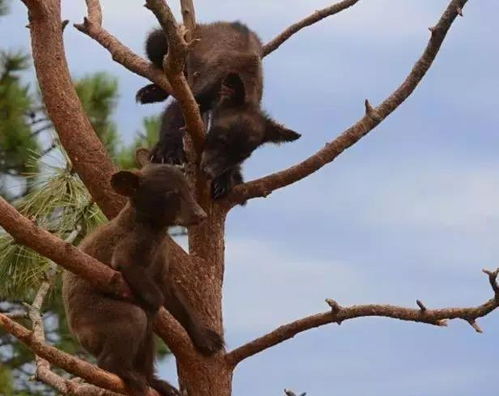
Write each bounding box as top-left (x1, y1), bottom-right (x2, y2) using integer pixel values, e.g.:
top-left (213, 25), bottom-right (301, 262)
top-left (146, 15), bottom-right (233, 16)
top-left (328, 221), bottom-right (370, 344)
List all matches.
top-left (227, 0), bottom-right (469, 206)
top-left (226, 267), bottom-right (498, 366)
top-left (20, 0), bottom-right (124, 219)
top-left (25, 228), bottom-right (92, 394)
top-left (416, 299), bottom-right (427, 312)
top-left (28, 271), bottom-right (53, 372)
top-left (75, 0), bottom-right (173, 96)
top-left (180, 0), bottom-right (196, 41)
top-left (483, 268), bottom-right (499, 295)
top-left (145, 0), bottom-right (205, 154)
top-left (467, 319), bottom-right (483, 334)
top-left (0, 197), bottom-right (195, 360)
top-left (0, 313), bottom-right (132, 394)
top-left (263, 0), bottom-right (361, 56)
top-left (32, 314), bottom-right (121, 395)
top-left (85, 0), bottom-right (102, 26)
top-left (36, 369), bottom-right (121, 396)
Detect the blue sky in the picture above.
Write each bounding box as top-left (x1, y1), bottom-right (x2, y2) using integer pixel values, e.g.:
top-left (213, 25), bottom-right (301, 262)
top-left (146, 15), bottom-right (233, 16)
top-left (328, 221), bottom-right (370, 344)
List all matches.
top-left (2, 1), bottom-right (499, 395)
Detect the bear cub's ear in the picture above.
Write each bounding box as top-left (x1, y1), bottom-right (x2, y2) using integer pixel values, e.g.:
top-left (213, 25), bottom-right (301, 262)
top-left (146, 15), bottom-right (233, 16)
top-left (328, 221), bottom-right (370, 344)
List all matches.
top-left (111, 171), bottom-right (140, 197)
top-left (263, 116), bottom-right (301, 144)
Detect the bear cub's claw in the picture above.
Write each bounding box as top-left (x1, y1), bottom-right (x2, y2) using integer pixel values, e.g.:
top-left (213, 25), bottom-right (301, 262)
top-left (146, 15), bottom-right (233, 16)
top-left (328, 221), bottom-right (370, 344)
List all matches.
top-left (150, 143), bottom-right (186, 166)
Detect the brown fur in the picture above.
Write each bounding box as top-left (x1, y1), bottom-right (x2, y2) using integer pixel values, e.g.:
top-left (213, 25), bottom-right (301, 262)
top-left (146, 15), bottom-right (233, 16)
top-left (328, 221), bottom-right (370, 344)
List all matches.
top-left (186, 22), bottom-right (264, 107)
top-left (62, 151), bottom-right (223, 396)
top-left (138, 22), bottom-right (300, 200)
top-left (138, 21), bottom-right (263, 108)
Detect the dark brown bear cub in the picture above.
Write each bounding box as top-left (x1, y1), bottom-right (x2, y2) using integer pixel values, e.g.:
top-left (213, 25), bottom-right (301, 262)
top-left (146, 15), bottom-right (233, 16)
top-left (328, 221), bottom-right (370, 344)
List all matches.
top-left (62, 150), bottom-right (223, 396)
top-left (137, 22), bottom-right (300, 199)
top-left (200, 73), bottom-right (301, 199)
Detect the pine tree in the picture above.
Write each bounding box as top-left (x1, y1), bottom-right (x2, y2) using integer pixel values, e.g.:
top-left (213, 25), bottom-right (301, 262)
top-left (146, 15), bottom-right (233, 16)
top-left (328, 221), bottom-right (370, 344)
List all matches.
top-left (0, 8), bottom-right (165, 388)
top-left (0, 50), bottom-right (41, 199)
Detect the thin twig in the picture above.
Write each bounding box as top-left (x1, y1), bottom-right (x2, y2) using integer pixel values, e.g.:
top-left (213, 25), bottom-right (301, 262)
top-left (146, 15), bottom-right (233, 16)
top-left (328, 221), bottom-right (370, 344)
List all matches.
top-left (180, 0), bottom-right (196, 41)
top-left (263, 0), bottom-right (361, 56)
top-left (28, 227), bottom-right (81, 390)
top-left (226, 267), bottom-right (498, 366)
top-left (75, 0), bottom-right (173, 96)
top-left (416, 300), bottom-right (427, 312)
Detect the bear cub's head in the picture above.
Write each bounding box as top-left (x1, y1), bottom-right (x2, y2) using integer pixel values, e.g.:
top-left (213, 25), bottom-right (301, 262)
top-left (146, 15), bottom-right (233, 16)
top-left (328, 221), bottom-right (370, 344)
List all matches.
top-left (111, 149), bottom-right (207, 227)
top-left (200, 73), bottom-right (301, 180)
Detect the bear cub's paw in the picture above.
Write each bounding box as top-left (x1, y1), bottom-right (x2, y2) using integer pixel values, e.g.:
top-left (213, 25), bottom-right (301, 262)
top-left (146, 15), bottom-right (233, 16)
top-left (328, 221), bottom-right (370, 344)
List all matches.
top-left (150, 142), bottom-right (186, 165)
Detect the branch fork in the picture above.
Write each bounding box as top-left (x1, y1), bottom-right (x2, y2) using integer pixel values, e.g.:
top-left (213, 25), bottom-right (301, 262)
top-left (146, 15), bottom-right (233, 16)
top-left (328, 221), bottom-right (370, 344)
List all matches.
top-left (144, 0), bottom-right (205, 153)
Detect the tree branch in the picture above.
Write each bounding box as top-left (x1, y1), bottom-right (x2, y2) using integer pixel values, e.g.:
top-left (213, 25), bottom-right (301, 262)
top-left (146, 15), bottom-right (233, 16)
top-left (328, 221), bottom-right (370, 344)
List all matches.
top-left (0, 197), bottom-right (130, 297)
top-left (0, 197), bottom-right (195, 360)
top-left (0, 313), bottom-right (131, 394)
top-left (74, 0), bottom-right (173, 96)
top-left (28, 267), bottom-right (55, 384)
top-left (36, 368), bottom-right (121, 396)
top-left (25, 227), bottom-right (106, 395)
top-left (180, 0), bottom-right (196, 41)
top-left (263, 0), bottom-right (361, 57)
top-left (145, 0), bottom-right (205, 155)
top-left (21, 0), bottom-right (124, 219)
top-left (3, 255), bottom-right (144, 394)
top-left (226, 267), bottom-right (498, 367)
top-left (226, 0), bottom-right (468, 206)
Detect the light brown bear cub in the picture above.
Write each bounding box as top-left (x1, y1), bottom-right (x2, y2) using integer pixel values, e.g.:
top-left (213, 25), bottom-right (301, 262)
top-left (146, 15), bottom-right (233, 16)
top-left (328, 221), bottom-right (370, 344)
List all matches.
top-left (62, 150), bottom-right (223, 396)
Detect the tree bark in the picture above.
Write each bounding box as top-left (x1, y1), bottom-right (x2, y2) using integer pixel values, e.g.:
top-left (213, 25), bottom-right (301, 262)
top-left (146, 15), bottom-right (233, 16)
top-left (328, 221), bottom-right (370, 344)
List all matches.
top-left (177, 356), bottom-right (233, 396)
top-left (22, 0), bottom-right (125, 218)
top-left (172, 189), bottom-right (230, 394)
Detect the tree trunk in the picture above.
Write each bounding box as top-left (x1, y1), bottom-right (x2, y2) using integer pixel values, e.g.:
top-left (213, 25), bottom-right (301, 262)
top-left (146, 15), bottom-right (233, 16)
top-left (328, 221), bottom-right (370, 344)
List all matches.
top-left (172, 173), bottom-right (232, 394)
top-left (177, 356), bottom-right (233, 396)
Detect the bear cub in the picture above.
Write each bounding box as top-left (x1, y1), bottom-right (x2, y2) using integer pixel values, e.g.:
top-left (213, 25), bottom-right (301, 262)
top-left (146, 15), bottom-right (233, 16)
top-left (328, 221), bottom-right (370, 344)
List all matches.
top-left (62, 149), bottom-right (223, 396)
top-left (137, 22), bottom-right (301, 200)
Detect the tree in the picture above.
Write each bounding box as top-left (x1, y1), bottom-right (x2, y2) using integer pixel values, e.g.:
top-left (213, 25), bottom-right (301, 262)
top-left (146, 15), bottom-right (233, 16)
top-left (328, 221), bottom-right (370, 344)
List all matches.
top-left (0, 0), bottom-right (497, 395)
top-left (0, 3), bottom-right (164, 389)
top-left (0, 71), bottom-right (164, 393)
top-left (0, 0), bottom-right (8, 15)
top-left (0, 50), bottom-right (41, 199)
